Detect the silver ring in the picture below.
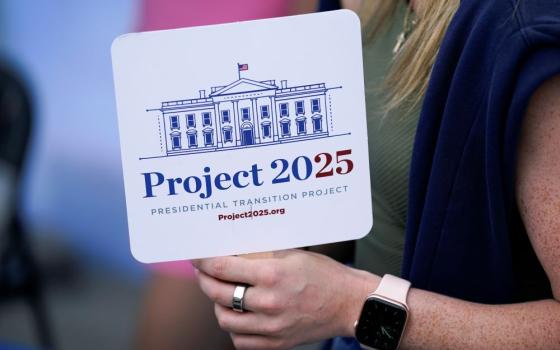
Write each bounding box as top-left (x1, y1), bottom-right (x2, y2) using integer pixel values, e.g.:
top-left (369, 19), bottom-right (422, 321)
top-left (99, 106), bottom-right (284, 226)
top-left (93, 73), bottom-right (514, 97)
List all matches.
top-left (232, 285), bottom-right (248, 313)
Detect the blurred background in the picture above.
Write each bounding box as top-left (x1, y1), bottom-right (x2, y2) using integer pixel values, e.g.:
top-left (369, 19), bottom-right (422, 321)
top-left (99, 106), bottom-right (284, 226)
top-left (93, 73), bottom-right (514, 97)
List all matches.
top-left (0, 1), bottom-right (344, 349)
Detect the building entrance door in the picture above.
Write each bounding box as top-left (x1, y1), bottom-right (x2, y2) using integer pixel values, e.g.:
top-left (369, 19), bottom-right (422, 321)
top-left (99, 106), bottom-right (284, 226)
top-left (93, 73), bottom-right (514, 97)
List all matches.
top-left (241, 128), bottom-right (255, 146)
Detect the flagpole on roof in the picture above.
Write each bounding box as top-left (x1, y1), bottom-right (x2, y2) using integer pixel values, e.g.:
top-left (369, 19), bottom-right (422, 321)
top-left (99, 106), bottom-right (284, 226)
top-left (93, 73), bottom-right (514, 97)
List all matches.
top-left (237, 63), bottom-right (240, 80)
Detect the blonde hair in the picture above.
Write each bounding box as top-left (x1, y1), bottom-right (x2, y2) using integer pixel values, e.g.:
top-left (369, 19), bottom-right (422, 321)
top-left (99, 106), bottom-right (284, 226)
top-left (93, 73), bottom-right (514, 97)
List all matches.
top-left (360, 0), bottom-right (460, 112)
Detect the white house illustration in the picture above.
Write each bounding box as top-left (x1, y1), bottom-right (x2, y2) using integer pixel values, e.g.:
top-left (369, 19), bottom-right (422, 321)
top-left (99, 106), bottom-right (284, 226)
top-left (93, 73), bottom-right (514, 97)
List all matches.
top-left (148, 76), bottom-right (338, 156)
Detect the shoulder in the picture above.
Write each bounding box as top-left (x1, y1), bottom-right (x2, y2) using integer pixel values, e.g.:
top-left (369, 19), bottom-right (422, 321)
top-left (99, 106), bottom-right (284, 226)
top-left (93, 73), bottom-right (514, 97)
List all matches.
top-left (454, 0), bottom-right (560, 37)
top-left (516, 0), bottom-right (560, 26)
top-left (514, 0), bottom-right (560, 48)
top-left (516, 74), bottom-right (560, 299)
top-left (518, 74), bottom-right (560, 171)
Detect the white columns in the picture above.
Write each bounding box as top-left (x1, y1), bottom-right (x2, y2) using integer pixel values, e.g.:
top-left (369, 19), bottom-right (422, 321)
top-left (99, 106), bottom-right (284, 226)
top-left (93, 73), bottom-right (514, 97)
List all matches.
top-left (269, 96), bottom-right (278, 141)
top-left (251, 98), bottom-right (260, 143)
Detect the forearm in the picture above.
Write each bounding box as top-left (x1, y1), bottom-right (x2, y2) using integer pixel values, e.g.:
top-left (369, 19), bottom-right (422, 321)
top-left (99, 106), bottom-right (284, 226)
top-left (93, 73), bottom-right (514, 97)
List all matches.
top-left (401, 288), bottom-right (560, 349)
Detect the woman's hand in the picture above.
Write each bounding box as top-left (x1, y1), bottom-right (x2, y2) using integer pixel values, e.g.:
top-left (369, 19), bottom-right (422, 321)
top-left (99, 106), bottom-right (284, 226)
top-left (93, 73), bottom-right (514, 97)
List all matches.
top-left (192, 250), bottom-right (379, 350)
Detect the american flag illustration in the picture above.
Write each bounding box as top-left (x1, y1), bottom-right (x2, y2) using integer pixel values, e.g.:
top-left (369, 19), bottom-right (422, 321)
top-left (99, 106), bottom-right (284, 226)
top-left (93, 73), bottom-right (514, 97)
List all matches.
top-left (238, 63), bottom-right (249, 71)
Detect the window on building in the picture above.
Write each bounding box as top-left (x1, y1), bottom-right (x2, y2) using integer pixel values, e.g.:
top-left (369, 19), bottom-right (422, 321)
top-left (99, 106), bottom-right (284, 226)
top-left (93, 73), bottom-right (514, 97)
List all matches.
top-left (261, 105), bottom-right (269, 118)
top-left (187, 114), bottom-right (196, 128)
top-left (171, 133), bottom-right (181, 149)
top-left (170, 115), bottom-right (179, 129)
top-left (296, 101), bottom-right (305, 115)
top-left (312, 115), bottom-right (323, 133)
top-left (187, 131), bottom-right (197, 148)
top-left (280, 119), bottom-right (290, 137)
top-left (222, 110), bottom-right (231, 123)
top-left (223, 127), bottom-right (233, 143)
top-left (311, 99), bottom-right (321, 113)
top-left (202, 112), bottom-right (212, 126)
top-left (203, 129), bottom-right (214, 146)
top-left (280, 103), bottom-right (289, 117)
top-left (241, 108), bottom-right (250, 121)
top-left (296, 117), bottom-right (306, 135)
top-left (261, 122), bottom-right (271, 138)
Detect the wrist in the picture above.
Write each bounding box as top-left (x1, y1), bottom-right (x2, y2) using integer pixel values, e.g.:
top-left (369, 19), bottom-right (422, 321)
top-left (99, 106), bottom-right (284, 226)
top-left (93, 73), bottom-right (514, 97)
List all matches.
top-left (338, 267), bottom-right (381, 337)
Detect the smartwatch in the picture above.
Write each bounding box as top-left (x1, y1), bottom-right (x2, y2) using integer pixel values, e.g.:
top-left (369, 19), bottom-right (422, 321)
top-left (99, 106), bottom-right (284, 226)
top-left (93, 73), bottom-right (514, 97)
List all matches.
top-left (354, 274), bottom-right (411, 350)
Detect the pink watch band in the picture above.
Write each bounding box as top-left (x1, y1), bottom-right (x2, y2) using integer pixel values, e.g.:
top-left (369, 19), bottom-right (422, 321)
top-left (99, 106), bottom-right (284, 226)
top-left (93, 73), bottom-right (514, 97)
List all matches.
top-left (373, 274), bottom-right (411, 306)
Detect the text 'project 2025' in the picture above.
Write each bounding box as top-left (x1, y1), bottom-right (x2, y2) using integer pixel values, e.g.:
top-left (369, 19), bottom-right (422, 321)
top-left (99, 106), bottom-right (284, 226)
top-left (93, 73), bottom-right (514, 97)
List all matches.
top-left (141, 149), bottom-right (355, 200)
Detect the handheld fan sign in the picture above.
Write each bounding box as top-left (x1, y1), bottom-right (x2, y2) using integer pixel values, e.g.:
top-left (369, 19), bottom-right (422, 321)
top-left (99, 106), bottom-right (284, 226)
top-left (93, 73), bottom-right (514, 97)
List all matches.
top-left (111, 10), bottom-right (372, 262)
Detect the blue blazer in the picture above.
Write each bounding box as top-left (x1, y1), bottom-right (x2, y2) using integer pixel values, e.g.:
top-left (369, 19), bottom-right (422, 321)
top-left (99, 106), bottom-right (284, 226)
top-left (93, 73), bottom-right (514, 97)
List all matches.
top-left (402, 0), bottom-right (560, 303)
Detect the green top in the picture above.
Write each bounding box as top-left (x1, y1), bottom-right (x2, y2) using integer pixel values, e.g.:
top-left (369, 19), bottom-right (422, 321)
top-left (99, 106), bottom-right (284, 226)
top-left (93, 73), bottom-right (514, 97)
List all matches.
top-left (354, 4), bottom-right (421, 276)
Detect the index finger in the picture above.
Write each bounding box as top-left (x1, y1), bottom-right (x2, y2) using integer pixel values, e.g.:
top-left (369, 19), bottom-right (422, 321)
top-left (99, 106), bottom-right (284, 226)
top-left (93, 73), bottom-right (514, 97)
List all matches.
top-left (192, 256), bottom-right (263, 285)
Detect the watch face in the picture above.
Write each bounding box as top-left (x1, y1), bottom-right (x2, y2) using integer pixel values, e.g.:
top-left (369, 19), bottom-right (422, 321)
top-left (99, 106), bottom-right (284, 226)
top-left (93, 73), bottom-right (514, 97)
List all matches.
top-left (355, 297), bottom-right (407, 350)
